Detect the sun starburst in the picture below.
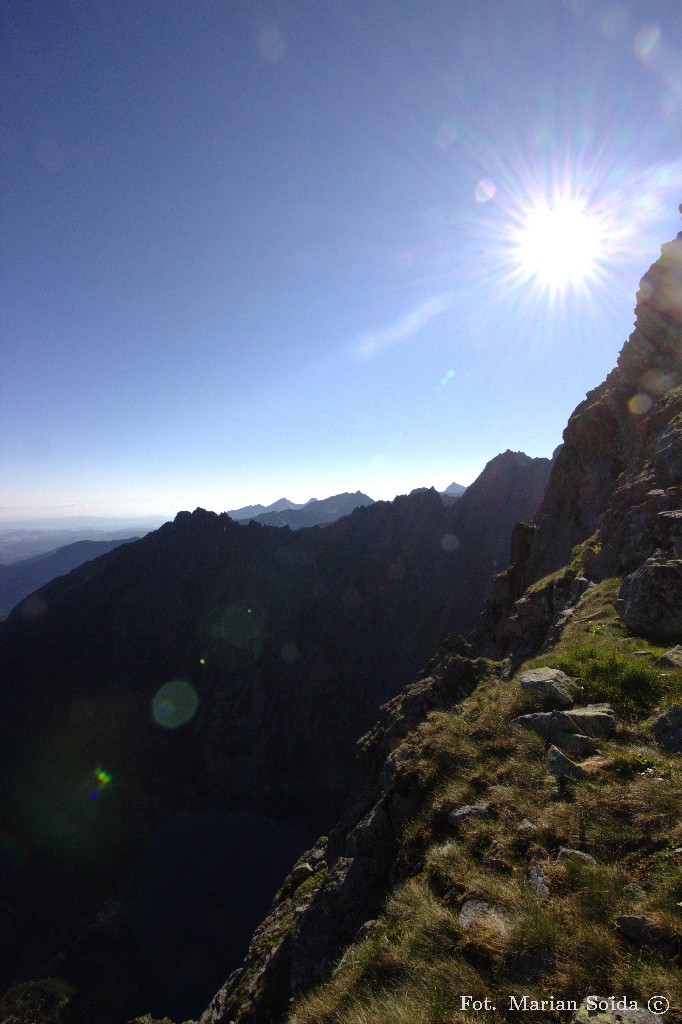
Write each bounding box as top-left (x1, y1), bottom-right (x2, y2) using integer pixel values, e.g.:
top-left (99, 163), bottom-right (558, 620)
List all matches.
top-left (512, 195), bottom-right (607, 294)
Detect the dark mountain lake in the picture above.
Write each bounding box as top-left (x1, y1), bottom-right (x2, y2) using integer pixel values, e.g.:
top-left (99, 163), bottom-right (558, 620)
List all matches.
top-left (132, 807), bottom-right (322, 1020)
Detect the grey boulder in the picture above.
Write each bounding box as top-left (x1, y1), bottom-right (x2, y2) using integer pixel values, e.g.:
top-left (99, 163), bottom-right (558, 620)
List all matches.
top-left (513, 706), bottom-right (615, 741)
top-left (615, 552), bottom-right (682, 640)
top-left (658, 645), bottom-right (682, 668)
top-left (652, 704), bottom-right (682, 753)
top-left (458, 899), bottom-right (508, 934)
top-left (519, 667), bottom-right (574, 708)
top-left (526, 862), bottom-right (550, 901)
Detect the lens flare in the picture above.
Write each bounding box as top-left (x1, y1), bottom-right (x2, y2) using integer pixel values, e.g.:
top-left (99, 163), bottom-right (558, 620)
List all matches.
top-left (475, 178), bottom-right (496, 203)
top-left (634, 24), bottom-right (661, 64)
top-left (89, 766), bottom-right (113, 800)
top-left (198, 600), bottom-right (266, 670)
top-left (627, 392), bottom-right (653, 415)
top-left (640, 368), bottom-right (676, 395)
top-left (152, 680), bottom-right (199, 729)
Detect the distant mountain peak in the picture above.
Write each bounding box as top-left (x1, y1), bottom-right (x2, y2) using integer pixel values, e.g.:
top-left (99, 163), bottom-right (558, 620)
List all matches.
top-left (227, 497), bottom-right (305, 520)
top-left (443, 481), bottom-right (466, 495)
top-left (242, 491), bottom-right (374, 530)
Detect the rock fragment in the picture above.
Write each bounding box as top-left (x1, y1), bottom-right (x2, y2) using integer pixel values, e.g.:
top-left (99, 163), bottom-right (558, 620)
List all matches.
top-left (526, 862), bottom-right (550, 901)
top-left (553, 731), bottom-right (597, 756)
top-left (519, 667), bottom-right (574, 708)
top-left (557, 847), bottom-right (596, 865)
top-left (546, 745), bottom-right (586, 780)
top-left (458, 899), bottom-right (508, 934)
top-left (291, 862), bottom-right (314, 885)
top-left (615, 914), bottom-right (656, 945)
top-left (513, 706), bottom-right (616, 741)
top-left (555, 706), bottom-right (616, 737)
top-left (657, 645), bottom-right (682, 668)
top-left (652, 704), bottom-right (682, 753)
top-left (447, 802), bottom-right (494, 826)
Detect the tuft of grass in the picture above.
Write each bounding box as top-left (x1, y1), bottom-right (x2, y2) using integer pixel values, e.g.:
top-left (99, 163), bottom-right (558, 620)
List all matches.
top-left (394, 712), bottom-right (481, 795)
top-left (610, 747), bottom-right (679, 779)
top-left (548, 640), bottom-right (666, 713)
top-left (552, 919), bottom-right (623, 993)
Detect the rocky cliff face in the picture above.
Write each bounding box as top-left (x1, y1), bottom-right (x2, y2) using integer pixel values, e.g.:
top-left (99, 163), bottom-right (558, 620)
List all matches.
top-left (482, 232), bottom-right (682, 661)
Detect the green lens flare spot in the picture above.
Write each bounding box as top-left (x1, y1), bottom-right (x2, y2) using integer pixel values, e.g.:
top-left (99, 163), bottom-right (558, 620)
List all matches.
top-left (152, 680), bottom-right (199, 729)
top-left (89, 766), bottom-right (113, 800)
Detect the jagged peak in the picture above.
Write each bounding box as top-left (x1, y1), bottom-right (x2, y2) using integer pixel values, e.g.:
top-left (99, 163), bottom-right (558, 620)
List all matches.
top-left (171, 507), bottom-right (236, 532)
top-left (485, 449), bottom-right (546, 469)
top-left (617, 223), bottom-right (682, 391)
top-left (462, 450), bottom-right (550, 495)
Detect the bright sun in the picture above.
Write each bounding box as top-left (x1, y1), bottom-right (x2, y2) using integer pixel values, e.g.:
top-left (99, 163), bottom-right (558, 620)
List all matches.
top-left (514, 197), bottom-right (605, 293)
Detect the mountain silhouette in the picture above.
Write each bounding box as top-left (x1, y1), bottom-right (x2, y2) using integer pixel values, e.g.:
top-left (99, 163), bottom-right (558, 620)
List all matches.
top-left (0, 454), bottom-right (549, 1018)
top-left (240, 491), bottom-right (375, 528)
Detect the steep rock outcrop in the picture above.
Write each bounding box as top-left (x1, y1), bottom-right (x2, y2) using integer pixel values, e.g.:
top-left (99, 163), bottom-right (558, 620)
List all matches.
top-left (482, 231), bottom-right (682, 658)
top-left (615, 551), bottom-right (682, 639)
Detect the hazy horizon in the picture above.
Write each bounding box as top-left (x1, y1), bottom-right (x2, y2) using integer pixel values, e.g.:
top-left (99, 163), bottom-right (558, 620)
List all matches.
top-left (0, 473), bottom-right (474, 527)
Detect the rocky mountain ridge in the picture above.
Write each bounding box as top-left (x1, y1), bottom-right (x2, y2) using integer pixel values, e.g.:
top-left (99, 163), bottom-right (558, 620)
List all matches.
top-left (227, 498), bottom-right (310, 520)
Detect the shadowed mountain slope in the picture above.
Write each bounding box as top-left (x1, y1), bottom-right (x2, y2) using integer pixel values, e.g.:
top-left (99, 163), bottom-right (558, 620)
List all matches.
top-left (0, 455), bottom-right (549, 1020)
top-left (0, 538), bottom-right (139, 620)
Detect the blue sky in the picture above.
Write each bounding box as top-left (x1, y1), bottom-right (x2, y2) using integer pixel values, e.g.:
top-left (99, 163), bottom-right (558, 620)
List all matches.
top-left (2, 0), bottom-right (681, 519)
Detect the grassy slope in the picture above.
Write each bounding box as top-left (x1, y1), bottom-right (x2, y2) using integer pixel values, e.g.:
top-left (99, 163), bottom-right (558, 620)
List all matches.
top-left (288, 578), bottom-right (682, 1024)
